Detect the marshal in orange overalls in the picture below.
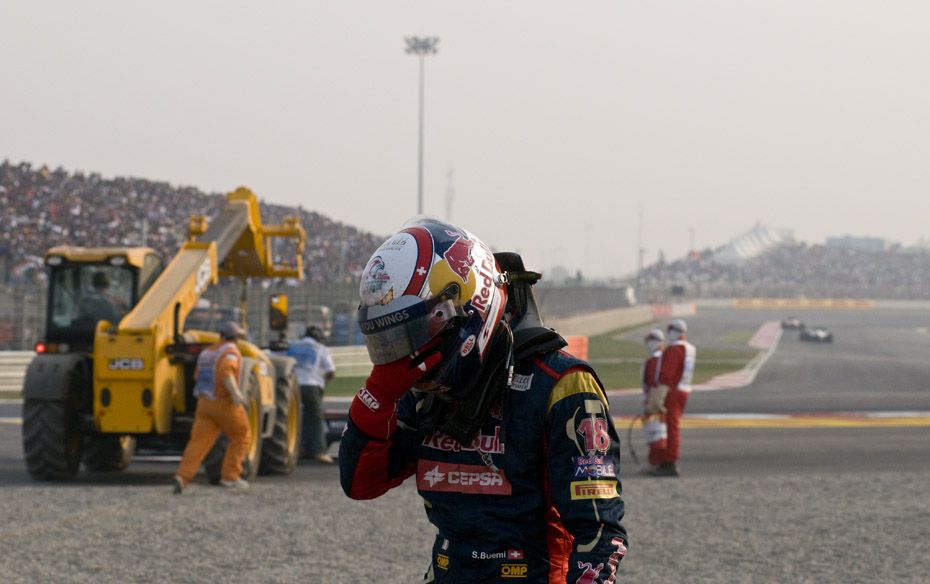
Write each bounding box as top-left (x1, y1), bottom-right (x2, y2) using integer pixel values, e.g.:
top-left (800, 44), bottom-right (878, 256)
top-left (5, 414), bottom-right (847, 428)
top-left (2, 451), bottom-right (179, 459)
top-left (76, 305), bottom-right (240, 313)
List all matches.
top-left (175, 340), bottom-right (252, 485)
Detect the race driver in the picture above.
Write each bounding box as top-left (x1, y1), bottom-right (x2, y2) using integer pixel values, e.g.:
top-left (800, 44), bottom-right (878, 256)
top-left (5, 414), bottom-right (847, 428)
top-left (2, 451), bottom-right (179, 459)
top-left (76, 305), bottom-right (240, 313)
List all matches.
top-left (339, 218), bottom-right (628, 583)
top-left (645, 319), bottom-right (696, 477)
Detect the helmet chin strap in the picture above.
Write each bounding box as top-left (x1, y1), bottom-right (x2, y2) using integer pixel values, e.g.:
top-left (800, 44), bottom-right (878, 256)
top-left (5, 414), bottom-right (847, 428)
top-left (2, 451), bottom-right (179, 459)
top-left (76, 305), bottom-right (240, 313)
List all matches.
top-left (418, 320), bottom-right (514, 450)
top-left (504, 319), bottom-right (515, 388)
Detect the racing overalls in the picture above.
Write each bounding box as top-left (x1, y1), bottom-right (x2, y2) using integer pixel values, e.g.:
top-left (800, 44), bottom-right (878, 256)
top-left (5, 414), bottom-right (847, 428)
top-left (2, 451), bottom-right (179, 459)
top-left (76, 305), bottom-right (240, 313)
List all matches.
top-left (653, 339), bottom-right (696, 465)
top-left (641, 349), bottom-right (668, 465)
top-left (340, 349), bottom-right (628, 583)
top-left (176, 340), bottom-right (251, 484)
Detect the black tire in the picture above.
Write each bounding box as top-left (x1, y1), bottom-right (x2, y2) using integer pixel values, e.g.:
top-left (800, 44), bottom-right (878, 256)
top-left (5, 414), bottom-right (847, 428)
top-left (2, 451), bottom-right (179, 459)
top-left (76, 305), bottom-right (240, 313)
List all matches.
top-left (22, 398), bottom-right (83, 480)
top-left (259, 373), bottom-right (301, 475)
top-left (83, 434), bottom-right (136, 472)
top-left (204, 374), bottom-right (263, 483)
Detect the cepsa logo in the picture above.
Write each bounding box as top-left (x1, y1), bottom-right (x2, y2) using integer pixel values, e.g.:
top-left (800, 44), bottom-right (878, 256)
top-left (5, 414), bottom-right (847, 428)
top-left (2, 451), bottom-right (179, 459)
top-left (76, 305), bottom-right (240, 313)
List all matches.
top-left (500, 563), bottom-right (528, 579)
top-left (416, 461), bottom-right (512, 495)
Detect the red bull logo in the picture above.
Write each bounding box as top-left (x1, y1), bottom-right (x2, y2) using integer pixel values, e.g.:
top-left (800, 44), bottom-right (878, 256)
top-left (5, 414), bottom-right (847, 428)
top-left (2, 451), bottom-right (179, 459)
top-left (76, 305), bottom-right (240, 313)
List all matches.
top-left (443, 236), bottom-right (475, 283)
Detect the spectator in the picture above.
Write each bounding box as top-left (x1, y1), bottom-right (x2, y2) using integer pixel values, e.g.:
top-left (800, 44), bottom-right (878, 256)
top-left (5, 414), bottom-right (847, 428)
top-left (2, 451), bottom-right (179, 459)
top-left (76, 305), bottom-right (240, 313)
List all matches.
top-left (0, 159), bottom-right (383, 287)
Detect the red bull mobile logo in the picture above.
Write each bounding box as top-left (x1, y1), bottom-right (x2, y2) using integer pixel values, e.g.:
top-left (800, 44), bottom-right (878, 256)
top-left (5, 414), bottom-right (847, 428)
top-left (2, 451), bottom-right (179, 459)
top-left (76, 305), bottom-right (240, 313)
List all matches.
top-left (443, 236), bottom-right (475, 283)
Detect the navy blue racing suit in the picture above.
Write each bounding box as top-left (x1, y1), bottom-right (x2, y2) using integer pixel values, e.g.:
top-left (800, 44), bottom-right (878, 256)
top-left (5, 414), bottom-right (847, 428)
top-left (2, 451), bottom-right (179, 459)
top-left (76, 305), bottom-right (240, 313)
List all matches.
top-left (340, 349), bottom-right (628, 583)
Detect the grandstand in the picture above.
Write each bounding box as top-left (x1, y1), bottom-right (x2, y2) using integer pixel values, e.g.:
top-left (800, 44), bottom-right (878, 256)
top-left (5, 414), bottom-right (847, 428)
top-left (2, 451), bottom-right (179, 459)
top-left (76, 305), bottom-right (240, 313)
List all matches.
top-left (3, 159), bottom-right (930, 348)
top-left (711, 223), bottom-right (794, 265)
top-left (638, 239), bottom-right (930, 302)
top-left (0, 160), bottom-right (382, 286)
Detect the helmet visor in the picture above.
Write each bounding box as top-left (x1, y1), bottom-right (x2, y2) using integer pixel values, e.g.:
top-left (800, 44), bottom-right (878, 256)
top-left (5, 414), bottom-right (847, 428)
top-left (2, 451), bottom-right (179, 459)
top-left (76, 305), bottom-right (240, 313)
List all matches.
top-left (358, 295), bottom-right (459, 365)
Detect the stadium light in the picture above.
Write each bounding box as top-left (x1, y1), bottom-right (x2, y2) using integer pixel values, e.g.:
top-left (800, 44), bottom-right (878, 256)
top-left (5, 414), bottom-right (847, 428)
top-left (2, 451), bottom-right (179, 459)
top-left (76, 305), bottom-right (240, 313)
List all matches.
top-left (405, 36), bottom-right (439, 215)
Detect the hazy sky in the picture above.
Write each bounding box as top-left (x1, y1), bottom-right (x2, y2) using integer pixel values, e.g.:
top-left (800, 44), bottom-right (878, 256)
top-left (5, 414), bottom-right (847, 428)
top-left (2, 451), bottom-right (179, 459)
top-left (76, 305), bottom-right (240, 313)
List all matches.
top-left (2, 1), bottom-right (928, 278)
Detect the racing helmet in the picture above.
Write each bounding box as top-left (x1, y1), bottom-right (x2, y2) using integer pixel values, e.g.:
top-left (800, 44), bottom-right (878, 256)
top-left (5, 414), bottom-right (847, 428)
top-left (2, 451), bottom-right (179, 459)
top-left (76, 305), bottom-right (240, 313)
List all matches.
top-left (357, 218), bottom-right (508, 394)
top-left (644, 328), bottom-right (665, 354)
top-left (667, 319), bottom-right (687, 343)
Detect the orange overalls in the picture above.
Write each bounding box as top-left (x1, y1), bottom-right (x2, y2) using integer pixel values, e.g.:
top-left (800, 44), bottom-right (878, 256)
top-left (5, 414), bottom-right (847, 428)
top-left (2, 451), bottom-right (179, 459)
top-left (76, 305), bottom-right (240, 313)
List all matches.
top-left (176, 340), bottom-right (252, 484)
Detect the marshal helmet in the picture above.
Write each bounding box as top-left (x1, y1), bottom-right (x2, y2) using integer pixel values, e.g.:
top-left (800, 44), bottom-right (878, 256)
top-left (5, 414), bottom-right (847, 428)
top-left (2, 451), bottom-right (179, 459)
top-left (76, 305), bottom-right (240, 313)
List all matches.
top-left (644, 328), bottom-right (665, 354)
top-left (667, 319), bottom-right (688, 343)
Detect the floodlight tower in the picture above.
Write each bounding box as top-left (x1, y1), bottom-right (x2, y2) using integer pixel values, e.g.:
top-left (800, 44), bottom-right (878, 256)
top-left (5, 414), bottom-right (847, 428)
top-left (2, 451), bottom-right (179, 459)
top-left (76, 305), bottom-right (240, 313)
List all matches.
top-left (405, 36), bottom-right (439, 215)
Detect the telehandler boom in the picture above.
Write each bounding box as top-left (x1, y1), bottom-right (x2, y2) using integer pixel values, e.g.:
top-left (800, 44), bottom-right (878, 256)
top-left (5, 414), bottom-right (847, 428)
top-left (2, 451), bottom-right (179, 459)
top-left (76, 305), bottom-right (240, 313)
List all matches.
top-left (23, 188), bottom-right (306, 480)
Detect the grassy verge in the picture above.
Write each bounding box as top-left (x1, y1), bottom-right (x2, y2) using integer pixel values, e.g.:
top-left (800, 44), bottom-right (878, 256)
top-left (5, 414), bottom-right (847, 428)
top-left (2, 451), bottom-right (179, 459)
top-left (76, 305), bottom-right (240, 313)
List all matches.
top-left (589, 360), bottom-right (752, 391)
top-left (323, 356), bottom-right (756, 398)
top-left (324, 320), bottom-right (760, 397)
top-left (325, 376), bottom-right (366, 398)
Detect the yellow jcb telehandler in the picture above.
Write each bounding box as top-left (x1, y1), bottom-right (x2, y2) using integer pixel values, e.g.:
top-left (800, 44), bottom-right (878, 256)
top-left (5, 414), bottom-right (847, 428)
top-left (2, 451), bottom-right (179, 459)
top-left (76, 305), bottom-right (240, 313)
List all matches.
top-left (22, 188), bottom-right (306, 481)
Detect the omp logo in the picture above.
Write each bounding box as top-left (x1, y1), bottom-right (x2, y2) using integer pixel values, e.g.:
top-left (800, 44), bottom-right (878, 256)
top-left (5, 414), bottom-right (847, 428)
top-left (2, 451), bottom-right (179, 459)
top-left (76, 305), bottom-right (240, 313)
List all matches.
top-left (436, 554), bottom-right (449, 571)
top-left (416, 461), bottom-right (512, 495)
top-left (570, 480), bottom-right (616, 500)
top-left (194, 258), bottom-right (212, 295)
top-left (357, 388), bottom-right (380, 411)
top-left (108, 358), bottom-right (144, 371)
top-left (422, 465), bottom-right (446, 488)
top-left (500, 564), bottom-right (528, 578)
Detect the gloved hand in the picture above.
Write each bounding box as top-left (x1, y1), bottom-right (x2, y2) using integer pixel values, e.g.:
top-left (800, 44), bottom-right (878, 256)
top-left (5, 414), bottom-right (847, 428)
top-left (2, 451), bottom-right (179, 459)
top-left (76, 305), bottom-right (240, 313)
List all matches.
top-left (349, 352), bottom-right (442, 440)
top-left (223, 375), bottom-right (246, 407)
top-left (645, 384), bottom-right (669, 415)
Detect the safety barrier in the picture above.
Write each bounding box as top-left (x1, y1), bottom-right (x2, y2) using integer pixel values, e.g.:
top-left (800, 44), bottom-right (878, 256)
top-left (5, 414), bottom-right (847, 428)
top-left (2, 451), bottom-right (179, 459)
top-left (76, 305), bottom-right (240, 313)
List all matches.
top-left (546, 305), bottom-right (653, 337)
top-left (650, 303), bottom-right (697, 319)
top-left (731, 298), bottom-right (874, 310)
top-left (0, 351), bottom-right (32, 394)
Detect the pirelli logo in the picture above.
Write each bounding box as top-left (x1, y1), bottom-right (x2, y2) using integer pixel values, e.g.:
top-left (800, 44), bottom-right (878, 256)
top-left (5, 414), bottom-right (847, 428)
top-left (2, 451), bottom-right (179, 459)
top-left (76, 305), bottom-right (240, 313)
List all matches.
top-left (570, 480), bottom-right (616, 500)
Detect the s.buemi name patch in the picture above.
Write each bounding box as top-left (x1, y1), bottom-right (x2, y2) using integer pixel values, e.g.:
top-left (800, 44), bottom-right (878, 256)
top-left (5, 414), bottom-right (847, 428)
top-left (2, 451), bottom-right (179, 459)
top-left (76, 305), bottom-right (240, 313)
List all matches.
top-left (570, 480), bottom-right (617, 500)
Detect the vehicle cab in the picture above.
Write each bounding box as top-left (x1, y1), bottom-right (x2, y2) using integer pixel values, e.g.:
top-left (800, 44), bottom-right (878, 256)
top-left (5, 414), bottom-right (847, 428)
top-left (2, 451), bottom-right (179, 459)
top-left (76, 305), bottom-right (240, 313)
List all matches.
top-left (39, 247), bottom-right (164, 353)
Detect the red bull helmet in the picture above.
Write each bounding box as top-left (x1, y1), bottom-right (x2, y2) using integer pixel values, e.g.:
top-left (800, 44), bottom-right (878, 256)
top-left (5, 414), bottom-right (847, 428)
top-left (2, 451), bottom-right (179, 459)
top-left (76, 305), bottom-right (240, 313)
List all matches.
top-left (358, 218), bottom-right (508, 394)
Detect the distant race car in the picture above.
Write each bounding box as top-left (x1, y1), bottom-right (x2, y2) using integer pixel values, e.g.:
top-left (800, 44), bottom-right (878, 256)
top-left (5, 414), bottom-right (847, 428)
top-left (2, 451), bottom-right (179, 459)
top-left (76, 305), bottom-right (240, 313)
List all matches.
top-left (781, 316), bottom-right (803, 330)
top-left (800, 325), bottom-right (833, 343)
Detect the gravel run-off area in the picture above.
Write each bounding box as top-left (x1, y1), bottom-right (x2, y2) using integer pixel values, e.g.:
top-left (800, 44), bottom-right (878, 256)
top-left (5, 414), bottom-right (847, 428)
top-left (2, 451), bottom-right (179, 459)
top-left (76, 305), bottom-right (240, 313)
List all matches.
top-left (2, 468), bottom-right (929, 583)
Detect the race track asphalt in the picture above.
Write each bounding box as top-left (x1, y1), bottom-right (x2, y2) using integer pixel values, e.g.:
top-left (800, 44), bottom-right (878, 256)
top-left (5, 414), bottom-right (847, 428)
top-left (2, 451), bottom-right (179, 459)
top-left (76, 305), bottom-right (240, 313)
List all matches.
top-left (1, 307), bottom-right (928, 583)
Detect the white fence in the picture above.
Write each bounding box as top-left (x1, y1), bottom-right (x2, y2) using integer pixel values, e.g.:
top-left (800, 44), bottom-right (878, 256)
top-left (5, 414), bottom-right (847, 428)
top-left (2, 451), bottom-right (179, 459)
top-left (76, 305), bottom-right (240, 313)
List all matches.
top-left (0, 351), bottom-right (32, 395)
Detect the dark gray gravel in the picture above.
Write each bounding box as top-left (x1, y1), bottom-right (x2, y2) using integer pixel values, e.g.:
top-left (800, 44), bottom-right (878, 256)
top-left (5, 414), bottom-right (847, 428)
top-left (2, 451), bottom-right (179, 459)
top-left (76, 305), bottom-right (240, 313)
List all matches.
top-left (2, 469), bottom-right (928, 583)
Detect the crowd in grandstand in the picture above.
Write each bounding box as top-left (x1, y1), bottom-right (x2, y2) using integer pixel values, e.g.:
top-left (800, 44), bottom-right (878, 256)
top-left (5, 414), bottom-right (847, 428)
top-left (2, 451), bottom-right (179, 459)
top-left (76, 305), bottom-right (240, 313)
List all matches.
top-left (0, 160), bottom-right (381, 285)
top-left (4, 159), bottom-right (930, 302)
top-left (638, 241), bottom-right (930, 300)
